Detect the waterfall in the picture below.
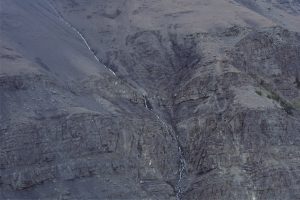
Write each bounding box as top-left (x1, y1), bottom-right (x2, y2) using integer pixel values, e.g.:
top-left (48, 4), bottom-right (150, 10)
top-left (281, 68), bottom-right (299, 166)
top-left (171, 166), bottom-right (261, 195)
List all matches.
top-left (155, 113), bottom-right (186, 200)
top-left (143, 97), bottom-right (186, 200)
top-left (176, 143), bottom-right (186, 199)
top-left (46, 0), bottom-right (116, 76)
top-left (143, 96), bottom-right (150, 110)
top-left (47, 1), bottom-right (186, 198)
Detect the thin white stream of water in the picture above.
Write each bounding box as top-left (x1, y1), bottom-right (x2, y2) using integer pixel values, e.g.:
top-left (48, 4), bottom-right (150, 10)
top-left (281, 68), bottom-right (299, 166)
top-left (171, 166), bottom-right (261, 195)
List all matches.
top-left (151, 106), bottom-right (186, 200)
top-left (47, 0), bottom-right (116, 76)
top-left (47, 1), bottom-right (186, 198)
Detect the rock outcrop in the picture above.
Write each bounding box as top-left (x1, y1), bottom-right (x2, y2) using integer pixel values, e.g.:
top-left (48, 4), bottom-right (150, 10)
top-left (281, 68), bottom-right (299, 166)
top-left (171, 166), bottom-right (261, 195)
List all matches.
top-left (1, 0), bottom-right (300, 199)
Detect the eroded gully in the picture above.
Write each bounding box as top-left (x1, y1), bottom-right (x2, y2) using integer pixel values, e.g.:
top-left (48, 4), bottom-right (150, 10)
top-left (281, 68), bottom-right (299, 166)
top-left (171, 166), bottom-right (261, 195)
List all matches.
top-left (47, 1), bottom-right (186, 198)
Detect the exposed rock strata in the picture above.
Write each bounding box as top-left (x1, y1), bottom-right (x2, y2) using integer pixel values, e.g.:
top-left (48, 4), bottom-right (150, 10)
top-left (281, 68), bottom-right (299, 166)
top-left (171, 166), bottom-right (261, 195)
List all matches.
top-left (1, 0), bottom-right (300, 199)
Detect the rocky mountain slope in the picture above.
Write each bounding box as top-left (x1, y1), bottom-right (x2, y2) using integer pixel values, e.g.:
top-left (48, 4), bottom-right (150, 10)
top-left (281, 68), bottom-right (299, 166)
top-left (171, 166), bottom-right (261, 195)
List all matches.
top-left (1, 0), bottom-right (300, 199)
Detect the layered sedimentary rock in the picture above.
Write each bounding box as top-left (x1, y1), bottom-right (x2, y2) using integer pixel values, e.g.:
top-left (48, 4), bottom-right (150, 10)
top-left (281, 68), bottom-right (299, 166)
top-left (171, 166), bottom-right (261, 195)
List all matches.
top-left (1, 0), bottom-right (300, 199)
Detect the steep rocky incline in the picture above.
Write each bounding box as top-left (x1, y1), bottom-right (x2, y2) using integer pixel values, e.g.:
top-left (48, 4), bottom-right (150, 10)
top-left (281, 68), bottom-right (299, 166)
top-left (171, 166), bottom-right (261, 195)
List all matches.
top-left (1, 0), bottom-right (300, 199)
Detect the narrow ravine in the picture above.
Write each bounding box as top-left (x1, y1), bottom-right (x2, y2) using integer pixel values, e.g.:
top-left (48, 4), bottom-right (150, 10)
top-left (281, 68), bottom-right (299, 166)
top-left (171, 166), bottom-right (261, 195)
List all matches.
top-left (47, 1), bottom-right (186, 199)
top-left (161, 118), bottom-right (186, 200)
top-left (176, 140), bottom-right (186, 200)
top-left (143, 98), bottom-right (187, 200)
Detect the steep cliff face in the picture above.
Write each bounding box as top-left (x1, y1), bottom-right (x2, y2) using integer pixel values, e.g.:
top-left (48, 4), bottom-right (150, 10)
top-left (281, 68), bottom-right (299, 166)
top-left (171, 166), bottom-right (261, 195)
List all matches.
top-left (1, 0), bottom-right (300, 199)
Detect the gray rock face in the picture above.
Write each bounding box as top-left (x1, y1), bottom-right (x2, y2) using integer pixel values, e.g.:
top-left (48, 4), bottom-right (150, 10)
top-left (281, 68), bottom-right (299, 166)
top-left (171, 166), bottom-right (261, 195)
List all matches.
top-left (1, 0), bottom-right (300, 199)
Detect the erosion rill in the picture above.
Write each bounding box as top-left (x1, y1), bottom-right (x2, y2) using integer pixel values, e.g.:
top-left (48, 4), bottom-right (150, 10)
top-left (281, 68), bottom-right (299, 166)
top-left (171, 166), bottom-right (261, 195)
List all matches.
top-left (143, 95), bottom-right (187, 199)
top-left (50, 2), bottom-right (188, 198)
top-left (1, 0), bottom-right (300, 199)
top-left (47, 0), bottom-right (116, 76)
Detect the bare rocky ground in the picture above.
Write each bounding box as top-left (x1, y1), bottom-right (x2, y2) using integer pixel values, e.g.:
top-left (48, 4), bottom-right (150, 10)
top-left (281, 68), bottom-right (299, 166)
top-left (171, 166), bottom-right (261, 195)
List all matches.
top-left (1, 0), bottom-right (300, 199)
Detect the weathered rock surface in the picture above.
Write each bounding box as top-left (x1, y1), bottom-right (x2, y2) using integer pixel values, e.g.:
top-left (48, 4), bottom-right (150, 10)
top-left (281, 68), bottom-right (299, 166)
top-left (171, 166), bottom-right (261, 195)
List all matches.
top-left (1, 0), bottom-right (300, 199)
